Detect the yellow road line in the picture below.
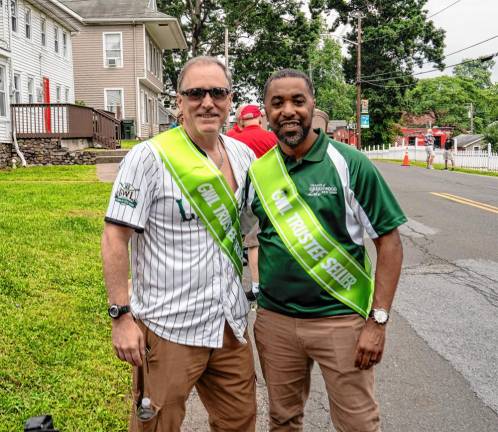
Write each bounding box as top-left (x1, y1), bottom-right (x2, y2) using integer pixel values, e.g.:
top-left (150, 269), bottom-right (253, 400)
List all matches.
top-left (431, 192), bottom-right (498, 215)
top-left (435, 192), bottom-right (498, 211)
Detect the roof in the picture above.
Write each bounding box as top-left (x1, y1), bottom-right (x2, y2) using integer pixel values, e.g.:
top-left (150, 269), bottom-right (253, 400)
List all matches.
top-left (453, 134), bottom-right (486, 148)
top-left (30, 0), bottom-right (81, 32)
top-left (59, 0), bottom-right (187, 49)
top-left (327, 120), bottom-right (347, 133)
top-left (60, 0), bottom-right (169, 21)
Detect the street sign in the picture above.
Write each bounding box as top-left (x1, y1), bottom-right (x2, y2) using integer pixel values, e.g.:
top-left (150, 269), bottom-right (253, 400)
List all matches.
top-left (361, 99), bottom-right (369, 113)
top-left (360, 114), bottom-right (369, 128)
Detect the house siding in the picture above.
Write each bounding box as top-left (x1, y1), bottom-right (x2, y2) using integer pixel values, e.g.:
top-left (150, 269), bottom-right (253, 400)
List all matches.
top-left (0, 0), bottom-right (76, 144)
top-left (72, 24), bottom-right (143, 124)
top-left (11, 0), bottom-right (75, 104)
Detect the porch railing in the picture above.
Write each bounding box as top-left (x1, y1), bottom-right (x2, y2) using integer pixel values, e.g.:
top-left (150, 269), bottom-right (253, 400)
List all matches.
top-left (11, 103), bottom-right (121, 149)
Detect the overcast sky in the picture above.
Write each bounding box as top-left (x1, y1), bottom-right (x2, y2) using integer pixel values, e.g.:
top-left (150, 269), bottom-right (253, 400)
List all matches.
top-left (417, 0), bottom-right (498, 82)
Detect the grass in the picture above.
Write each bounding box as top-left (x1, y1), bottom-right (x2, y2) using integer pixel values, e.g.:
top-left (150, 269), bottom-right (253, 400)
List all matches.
top-left (0, 166), bottom-right (130, 431)
top-left (375, 159), bottom-right (498, 178)
top-left (120, 139), bottom-right (141, 149)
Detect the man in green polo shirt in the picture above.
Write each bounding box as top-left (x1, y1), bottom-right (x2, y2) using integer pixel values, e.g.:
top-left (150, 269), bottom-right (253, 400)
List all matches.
top-left (250, 69), bottom-right (406, 432)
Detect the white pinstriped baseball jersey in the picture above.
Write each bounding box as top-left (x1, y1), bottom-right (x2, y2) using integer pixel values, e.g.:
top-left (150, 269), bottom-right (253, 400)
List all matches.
top-left (105, 134), bottom-right (256, 348)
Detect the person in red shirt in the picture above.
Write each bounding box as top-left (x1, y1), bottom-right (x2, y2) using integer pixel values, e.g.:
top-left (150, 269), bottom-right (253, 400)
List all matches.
top-left (236, 105), bottom-right (278, 158)
top-left (226, 104), bottom-right (247, 138)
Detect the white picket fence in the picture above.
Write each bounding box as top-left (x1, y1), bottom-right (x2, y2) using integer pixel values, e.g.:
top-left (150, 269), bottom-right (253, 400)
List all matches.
top-left (362, 144), bottom-right (498, 172)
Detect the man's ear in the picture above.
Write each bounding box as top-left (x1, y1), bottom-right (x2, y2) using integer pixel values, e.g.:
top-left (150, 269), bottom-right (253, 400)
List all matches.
top-left (176, 94), bottom-right (183, 112)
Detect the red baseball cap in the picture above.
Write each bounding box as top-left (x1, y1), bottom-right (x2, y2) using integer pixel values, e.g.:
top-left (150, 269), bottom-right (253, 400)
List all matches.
top-left (240, 105), bottom-right (262, 120)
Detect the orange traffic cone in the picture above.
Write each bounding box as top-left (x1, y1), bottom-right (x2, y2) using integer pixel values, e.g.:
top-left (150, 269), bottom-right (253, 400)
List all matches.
top-left (401, 148), bottom-right (410, 167)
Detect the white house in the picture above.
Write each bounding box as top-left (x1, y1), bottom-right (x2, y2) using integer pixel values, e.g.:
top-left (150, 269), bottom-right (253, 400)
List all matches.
top-left (0, 0), bottom-right (79, 144)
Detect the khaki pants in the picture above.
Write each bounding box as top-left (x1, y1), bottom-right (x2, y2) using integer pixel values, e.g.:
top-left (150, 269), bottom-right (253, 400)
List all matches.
top-left (129, 321), bottom-right (256, 432)
top-left (254, 308), bottom-right (380, 432)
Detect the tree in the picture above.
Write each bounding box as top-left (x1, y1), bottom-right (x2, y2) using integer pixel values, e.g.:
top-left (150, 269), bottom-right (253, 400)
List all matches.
top-left (454, 57), bottom-right (495, 89)
top-left (404, 76), bottom-right (498, 135)
top-left (326, 0), bottom-right (446, 146)
top-left (484, 123), bottom-right (498, 152)
top-left (404, 76), bottom-right (480, 133)
top-left (309, 36), bottom-right (355, 120)
top-left (157, 0), bottom-right (321, 104)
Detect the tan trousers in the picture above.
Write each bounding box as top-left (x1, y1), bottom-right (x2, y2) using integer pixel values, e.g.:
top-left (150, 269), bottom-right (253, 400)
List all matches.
top-left (254, 308), bottom-right (380, 432)
top-left (129, 321), bottom-right (256, 432)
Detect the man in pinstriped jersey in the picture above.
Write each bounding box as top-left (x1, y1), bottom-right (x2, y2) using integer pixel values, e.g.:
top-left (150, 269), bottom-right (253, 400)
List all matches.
top-left (101, 56), bottom-right (256, 431)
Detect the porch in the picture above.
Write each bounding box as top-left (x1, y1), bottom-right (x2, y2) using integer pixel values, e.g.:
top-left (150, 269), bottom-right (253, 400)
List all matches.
top-left (11, 103), bottom-right (121, 149)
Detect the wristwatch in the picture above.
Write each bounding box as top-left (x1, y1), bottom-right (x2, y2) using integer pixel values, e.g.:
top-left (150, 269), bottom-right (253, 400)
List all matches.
top-left (369, 308), bottom-right (390, 325)
top-left (108, 304), bottom-right (131, 319)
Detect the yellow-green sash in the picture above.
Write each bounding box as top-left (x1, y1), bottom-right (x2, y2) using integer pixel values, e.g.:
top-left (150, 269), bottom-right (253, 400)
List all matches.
top-left (151, 127), bottom-right (243, 277)
top-left (249, 146), bottom-right (373, 317)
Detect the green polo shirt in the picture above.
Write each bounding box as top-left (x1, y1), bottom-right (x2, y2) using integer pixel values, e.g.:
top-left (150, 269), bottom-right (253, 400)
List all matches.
top-left (252, 130), bottom-right (407, 318)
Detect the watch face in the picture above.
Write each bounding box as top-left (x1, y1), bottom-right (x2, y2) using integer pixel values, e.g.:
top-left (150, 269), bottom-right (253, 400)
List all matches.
top-left (374, 309), bottom-right (388, 324)
top-left (108, 305), bottom-right (119, 318)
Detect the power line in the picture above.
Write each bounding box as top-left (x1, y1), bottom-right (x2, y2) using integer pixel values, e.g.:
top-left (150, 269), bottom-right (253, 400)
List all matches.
top-left (361, 34), bottom-right (498, 80)
top-left (364, 53), bottom-right (498, 83)
top-left (428, 0), bottom-right (464, 19)
top-left (362, 80), bottom-right (417, 89)
top-left (362, 52), bottom-right (498, 88)
top-left (362, 0), bottom-right (466, 44)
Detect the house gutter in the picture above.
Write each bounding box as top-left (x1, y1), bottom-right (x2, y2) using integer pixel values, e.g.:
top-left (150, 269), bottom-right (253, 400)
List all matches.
top-left (7, 0), bottom-right (26, 166)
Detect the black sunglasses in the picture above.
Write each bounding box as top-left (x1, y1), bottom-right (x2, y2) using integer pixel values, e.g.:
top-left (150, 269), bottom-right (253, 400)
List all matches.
top-left (180, 87), bottom-right (231, 101)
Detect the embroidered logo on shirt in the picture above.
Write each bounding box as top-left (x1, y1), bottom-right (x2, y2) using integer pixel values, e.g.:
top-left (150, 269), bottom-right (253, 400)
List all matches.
top-left (307, 183), bottom-right (338, 197)
top-left (115, 182), bottom-right (139, 208)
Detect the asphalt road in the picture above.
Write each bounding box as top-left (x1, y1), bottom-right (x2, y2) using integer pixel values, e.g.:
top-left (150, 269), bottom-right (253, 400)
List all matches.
top-left (166, 163), bottom-right (498, 431)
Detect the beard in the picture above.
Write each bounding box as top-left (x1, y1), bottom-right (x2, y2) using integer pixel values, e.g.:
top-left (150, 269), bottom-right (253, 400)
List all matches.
top-left (276, 123), bottom-right (311, 147)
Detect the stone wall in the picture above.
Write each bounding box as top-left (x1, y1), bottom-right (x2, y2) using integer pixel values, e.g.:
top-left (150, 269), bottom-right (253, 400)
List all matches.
top-left (0, 143), bottom-right (11, 168)
top-left (5, 139), bottom-right (97, 167)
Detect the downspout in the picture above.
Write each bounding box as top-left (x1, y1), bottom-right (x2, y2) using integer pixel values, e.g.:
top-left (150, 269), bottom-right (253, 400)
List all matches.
top-left (7, 1), bottom-right (26, 166)
top-left (133, 18), bottom-right (139, 139)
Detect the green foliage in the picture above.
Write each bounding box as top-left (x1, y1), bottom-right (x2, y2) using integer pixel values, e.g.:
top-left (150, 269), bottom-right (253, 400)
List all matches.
top-left (328, 0), bottom-right (446, 147)
top-left (309, 36), bottom-right (355, 120)
top-left (0, 167), bottom-right (130, 431)
top-left (454, 58), bottom-right (495, 89)
top-left (157, 0), bottom-right (321, 103)
top-left (404, 76), bottom-right (498, 134)
top-left (484, 122), bottom-right (498, 151)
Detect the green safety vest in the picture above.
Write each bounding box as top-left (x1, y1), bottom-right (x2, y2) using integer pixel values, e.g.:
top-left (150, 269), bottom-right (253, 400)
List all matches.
top-left (249, 146), bottom-right (374, 317)
top-left (151, 126), bottom-right (243, 277)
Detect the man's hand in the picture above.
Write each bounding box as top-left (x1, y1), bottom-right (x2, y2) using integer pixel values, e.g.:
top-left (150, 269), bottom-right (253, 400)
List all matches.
top-left (354, 319), bottom-right (386, 370)
top-left (112, 315), bottom-right (145, 367)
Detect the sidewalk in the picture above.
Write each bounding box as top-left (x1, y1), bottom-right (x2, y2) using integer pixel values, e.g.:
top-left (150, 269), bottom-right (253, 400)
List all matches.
top-left (96, 163), bottom-right (120, 182)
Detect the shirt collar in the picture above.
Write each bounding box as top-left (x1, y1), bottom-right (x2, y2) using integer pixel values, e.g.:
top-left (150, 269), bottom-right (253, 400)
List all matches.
top-left (280, 128), bottom-right (329, 165)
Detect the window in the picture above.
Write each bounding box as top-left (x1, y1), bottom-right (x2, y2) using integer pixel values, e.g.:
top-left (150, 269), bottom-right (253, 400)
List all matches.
top-left (148, 41), bottom-right (153, 72)
top-left (27, 77), bottom-right (34, 103)
top-left (54, 25), bottom-right (59, 53)
top-left (11, 0), bottom-right (17, 33)
top-left (103, 33), bottom-right (122, 67)
top-left (62, 32), bottom-right (67, 57)
top-left (56, 84), bottom-right (61, 103)
top-left (13, 73), bottom-right (20, 103)
top-left (143, 91), bottom-right (148, 123)
top-left (25, 7), bottom-right (31, 38)
top-left (64, 87), bottom-right (69, 103)
top-left (41, 18), bottom-right (46, 46)
top-left (36, 84), bottom-right (43, 102)
top-left (0, 66), bottom-right (6, 116)
top-left (105, 89), bottom-right (124, 118)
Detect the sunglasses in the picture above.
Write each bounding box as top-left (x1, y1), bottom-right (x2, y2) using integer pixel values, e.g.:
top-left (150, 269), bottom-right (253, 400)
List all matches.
top-left (180, 87), bottom-right (231, 101)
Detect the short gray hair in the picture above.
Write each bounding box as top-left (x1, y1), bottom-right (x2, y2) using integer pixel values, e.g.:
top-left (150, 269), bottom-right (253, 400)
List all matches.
top-left (177, 56), bottom-right (232, 92)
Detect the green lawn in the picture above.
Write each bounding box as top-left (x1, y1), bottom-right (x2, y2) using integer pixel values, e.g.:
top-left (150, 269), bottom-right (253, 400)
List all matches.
top-left (120, 139), bottom-right (141, 149)
top-left (0, 166), bottom-right (130, 431)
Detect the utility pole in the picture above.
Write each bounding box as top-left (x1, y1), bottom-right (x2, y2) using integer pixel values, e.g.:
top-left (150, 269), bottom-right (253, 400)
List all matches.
top-left (468, 102), bottom-right (474, 134)
top-left (355, 13), bottom-right (362, 150)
